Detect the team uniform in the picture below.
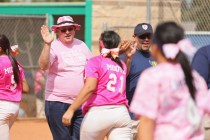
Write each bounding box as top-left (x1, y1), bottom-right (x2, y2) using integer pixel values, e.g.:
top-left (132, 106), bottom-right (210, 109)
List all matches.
top-left (0, 55), bottom-right (25, 140)
top-left (130, 63), bottom-right (210, 140)
top-left (44, 38), bottom-right (92, 140)
top-left (81, 55), bottom-right (131, 140)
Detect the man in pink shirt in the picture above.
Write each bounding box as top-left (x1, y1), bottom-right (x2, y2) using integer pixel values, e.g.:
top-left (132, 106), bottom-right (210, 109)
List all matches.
top-left (39, 16), bottom-right (92, 140)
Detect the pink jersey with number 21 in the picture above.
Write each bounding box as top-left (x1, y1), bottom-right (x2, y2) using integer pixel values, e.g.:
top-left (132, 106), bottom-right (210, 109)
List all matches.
top-left (82, 55), bottom-right (128, 115)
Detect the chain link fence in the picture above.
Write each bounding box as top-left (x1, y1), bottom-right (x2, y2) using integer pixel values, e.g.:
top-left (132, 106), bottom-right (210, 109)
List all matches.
top-left (181, 0), bottom-right (210, 48)
top-left (106, 0), bottom-right (210, 49)
top-left (0, 15), bottom-right (46, 117)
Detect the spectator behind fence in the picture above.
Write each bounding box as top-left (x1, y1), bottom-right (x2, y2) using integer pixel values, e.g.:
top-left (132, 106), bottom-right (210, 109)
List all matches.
top-left (0, 34), bottom-right (29, 140)
top-left (34, 68), bottom-right (46, 118)
top-left (38, 16), bottom-right (93, 140)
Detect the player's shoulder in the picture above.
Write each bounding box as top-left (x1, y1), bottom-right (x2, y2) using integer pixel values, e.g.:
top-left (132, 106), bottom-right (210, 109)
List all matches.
top-left (88, 55), bottom-right (103, 62)
top-left (0, 56), bottom-right (9, 64)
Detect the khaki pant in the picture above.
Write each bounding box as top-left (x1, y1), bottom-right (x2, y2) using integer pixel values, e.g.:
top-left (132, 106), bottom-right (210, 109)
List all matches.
top-left (130, 119), bottom-right (139, 140)
top-left (0, 100), bottom-right (19, 140)
top-left (81, 105), bottom-right (132, 140)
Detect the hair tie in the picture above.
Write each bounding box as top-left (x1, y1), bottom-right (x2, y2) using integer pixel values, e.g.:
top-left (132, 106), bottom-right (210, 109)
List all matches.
top-left (162, 39), bottom-right (196, 59)
top-left (11, 45), bottom-right (19, 56)
top-left (178, 39), bottom-right (196, 56)
top-left (101, 48), bottom-right (119, 59)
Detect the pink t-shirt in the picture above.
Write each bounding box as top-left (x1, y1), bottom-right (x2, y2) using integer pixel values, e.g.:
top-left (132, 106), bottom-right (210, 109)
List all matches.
top-left (130, 63), bottom-right (210, 140)
top-left (45, 38), bottom-right (92, 104)
top-left (0, 56), bottom-right (25, 102)
top-left (82, 55), bottom-right (129, 115)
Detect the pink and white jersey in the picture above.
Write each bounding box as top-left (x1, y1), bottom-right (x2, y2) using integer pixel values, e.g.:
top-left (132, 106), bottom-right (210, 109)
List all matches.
top-left (82, 55), bottom-right (128, 115)
top-left (45, 38), bottom-right (92, 104)
top-left (0, 56), bottom-right (25, 102)
top-left (130, 63), bottom-right (210, 140)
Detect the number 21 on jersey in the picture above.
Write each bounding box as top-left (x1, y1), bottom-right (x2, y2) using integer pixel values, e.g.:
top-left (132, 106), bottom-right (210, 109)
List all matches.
top-left (107, 73), bottom-right (123, 94)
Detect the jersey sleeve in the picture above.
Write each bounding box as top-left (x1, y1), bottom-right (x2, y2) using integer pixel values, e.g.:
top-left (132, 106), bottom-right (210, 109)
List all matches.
top-left (85, 57), bottom-right (100, 79)
top-left (130, 70), bottom-right (159, 119)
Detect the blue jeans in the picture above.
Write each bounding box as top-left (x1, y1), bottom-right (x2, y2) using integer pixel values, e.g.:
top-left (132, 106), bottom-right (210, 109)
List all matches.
top-left (129, 112), bottom-right (139, 120)
top-left (45, 101), bottom-right (83, 140)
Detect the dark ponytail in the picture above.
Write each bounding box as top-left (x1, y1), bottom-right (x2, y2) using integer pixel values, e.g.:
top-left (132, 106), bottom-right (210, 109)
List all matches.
top-left (100, 31), bottom-right (124, 70)
top-left (177, 52), bottom-right (196, 100)
top-left (154, 22), bottom-right (196, 101)
top-left (0, 35), bottom-right (20, 84)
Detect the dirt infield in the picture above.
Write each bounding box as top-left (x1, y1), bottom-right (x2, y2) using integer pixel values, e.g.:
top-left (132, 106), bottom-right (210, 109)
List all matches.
top-left (10, 118), bottom-right (107, 140)
top-left (10, 118), bottom-right (52, 140)
top-left (10, 118), bottom-right (210, 140)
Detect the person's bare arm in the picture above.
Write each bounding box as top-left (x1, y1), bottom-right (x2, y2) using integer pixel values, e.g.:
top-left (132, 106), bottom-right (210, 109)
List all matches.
top-left (38, 25), bottom-right (54, 70)
top-left (120, 41), bottom-right (136, 76)
top-left (125, 57), bottom-right (132, 76)
top-left (119, 40), bottom-right (131, 55)
top-left (138, 116), bottom-right (155, 140)
top-left (62, 77), bottom-right (98, 126)
top-left (37, 75), bottom-right (46, 87)
top-left (22, 79), bottom-right (29, 93)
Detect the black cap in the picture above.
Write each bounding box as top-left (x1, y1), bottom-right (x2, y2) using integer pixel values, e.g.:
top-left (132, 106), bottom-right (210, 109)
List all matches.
top-left (134, 23), bottom-right (153, 36)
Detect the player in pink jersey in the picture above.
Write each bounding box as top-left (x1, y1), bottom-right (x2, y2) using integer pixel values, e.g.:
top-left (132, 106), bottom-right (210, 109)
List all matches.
top-left (0, 34), bottom-right (29, 140)
top-left (130, 21), bottom-right (210, 140)
top-left (62, 31), bottom-right (136, 140)
top-left (39, 16), bottom-right (92, 140)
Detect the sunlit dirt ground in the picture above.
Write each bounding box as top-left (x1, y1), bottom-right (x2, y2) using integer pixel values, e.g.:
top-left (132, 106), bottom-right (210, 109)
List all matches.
top-left (10, 118), bottom-right (52, 140)
top-left (10, 118), bottom-right (210, 140)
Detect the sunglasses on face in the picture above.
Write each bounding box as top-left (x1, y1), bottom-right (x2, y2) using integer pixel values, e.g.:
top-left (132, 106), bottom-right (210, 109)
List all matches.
top-left (138, 34), bottom-right (152, 39)
top-left (60, 27), bottom-right (74, 33)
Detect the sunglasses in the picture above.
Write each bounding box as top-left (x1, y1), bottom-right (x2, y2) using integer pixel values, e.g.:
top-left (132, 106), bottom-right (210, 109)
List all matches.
top-left (60, 27), bottom-right (74, 33)
top-left (138, 34), bottom-right (152, 39)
